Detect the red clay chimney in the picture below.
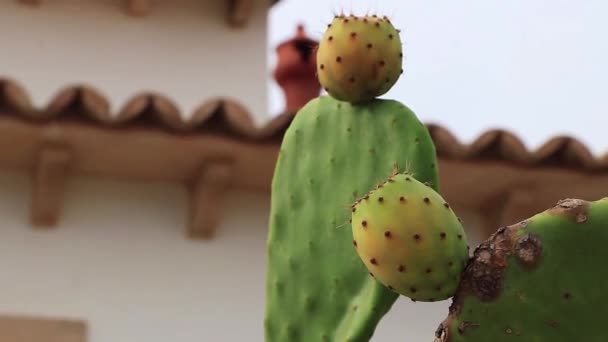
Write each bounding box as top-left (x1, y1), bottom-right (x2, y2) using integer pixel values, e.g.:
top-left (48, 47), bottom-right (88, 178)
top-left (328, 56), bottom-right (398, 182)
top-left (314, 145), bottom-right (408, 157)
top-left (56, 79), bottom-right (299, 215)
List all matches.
top-left (273, 24), bottom-right (321, 113)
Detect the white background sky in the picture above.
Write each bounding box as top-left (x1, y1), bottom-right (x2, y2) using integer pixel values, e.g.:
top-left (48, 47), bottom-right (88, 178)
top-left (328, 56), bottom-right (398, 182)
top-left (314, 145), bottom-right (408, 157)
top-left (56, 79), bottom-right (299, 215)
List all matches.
top-left (266, 0), bottom-right (607, 156)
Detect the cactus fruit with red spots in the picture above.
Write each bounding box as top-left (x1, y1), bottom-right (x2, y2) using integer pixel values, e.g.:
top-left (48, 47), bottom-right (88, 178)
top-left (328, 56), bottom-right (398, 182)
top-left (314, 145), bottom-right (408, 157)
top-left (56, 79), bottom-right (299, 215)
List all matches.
top-left (351, 171), bottom-right (469, 302)
top-left (264, 95), bottom-right (439, 341)
top-left (435, 197), bottom-right (608, 342)
top-left (317, 14), bottom-right (403, 103)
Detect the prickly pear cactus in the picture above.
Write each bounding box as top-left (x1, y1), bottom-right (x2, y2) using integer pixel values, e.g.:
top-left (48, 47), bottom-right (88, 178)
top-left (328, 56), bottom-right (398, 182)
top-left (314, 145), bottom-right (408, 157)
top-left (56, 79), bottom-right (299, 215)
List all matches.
top-left (351, 171), bottom-right (469, 302)
top-left (264, 96), bottom-right (438, 341)
top-left (435, 197), bottom-right (608, 342)
top-left (317, 14), bottom-right (403, 103)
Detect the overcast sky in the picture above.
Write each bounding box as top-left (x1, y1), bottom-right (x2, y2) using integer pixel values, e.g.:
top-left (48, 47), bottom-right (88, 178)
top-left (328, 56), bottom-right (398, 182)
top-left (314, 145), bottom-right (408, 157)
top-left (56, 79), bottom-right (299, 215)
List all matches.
top-left (266, 0), bottom-right (608, 155)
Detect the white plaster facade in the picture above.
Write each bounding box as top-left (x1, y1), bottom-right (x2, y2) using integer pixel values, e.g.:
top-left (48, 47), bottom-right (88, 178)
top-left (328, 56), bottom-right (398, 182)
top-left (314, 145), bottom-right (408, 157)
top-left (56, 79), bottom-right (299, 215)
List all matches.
top-left (0, 0), bottom-right (270, 124)
top-left (0, 169), bottom-right (485, 342)
top-left (0, 1), bottom-right (486, 341)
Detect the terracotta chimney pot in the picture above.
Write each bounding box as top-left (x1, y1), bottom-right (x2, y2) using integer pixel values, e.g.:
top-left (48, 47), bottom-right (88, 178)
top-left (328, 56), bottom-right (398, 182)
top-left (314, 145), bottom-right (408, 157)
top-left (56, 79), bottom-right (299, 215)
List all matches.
top-left (273, 24), bottom-right (321, 113)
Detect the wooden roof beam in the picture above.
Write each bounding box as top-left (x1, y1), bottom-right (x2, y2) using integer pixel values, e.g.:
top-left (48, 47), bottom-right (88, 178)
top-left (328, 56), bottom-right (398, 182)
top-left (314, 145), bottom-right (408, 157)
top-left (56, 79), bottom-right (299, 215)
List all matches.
top-left (31, 144), bottom-right (71, 228)
top-left (17, 0), bottom-right (41, 6)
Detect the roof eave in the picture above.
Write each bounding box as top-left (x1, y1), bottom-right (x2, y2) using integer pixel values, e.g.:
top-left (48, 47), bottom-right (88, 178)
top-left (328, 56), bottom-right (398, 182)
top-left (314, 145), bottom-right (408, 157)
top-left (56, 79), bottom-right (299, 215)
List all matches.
top-left (17, 0), bottom-right (280, 27)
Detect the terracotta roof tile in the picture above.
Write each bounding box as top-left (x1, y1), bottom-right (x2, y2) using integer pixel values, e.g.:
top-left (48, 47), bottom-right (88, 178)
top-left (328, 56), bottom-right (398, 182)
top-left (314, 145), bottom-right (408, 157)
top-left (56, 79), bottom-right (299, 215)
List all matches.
top-left (0, 78), bottom-right (277, 139)
top-left (1, 78), bottom-right (606, 171)
top-left (426, 123), bottom-right (607, 171)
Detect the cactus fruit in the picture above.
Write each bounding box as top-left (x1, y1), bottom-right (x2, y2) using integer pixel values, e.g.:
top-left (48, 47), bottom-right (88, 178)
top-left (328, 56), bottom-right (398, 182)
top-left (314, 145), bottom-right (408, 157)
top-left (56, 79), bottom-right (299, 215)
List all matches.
top-left (351, 171), bottom-right (469, 302)
top-left (435, 197), bottom-right (608, 342)
top-left (264, 96), bottom-right (439, 341)
top-left (316, 14), bottom-right (403, 103)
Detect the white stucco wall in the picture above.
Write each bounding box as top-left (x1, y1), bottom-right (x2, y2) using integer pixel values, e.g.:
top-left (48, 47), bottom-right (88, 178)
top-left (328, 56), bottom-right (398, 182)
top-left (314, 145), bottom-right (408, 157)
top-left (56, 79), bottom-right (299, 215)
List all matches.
top-left (0, 169), bottom-right (484, 342)
top-left (0, 1), bottom-right (489, 341)
top-left (0, 0), bottom-right (270, 124)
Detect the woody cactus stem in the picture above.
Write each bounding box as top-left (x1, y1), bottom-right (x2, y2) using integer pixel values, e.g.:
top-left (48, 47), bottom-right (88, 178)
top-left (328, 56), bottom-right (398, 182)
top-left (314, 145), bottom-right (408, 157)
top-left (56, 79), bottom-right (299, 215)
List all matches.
top-left (435, 197), bottom-right (608, 342)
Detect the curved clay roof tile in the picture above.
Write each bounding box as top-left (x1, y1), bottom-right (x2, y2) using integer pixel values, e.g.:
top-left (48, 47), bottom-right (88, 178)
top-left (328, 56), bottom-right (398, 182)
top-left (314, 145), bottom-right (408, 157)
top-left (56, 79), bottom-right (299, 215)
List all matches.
top-left (1, 78), bottom-right (35, 115)
top-left (466, 129), bottom-right (531, 164)
top-left (534, 136), bottom-right (599, 169)
top-left (0, 77), bottom-right (606, 171)
top-left (115, 94), bottom-right (152, 124)
top-left (80, 85), bottom-right (114, 123)
top-left (425, 123), bottom-right (467, 158)
top-left (150, 94), bottom-right (189, 131)
top-left (45, 86), bottom-right (80, 119)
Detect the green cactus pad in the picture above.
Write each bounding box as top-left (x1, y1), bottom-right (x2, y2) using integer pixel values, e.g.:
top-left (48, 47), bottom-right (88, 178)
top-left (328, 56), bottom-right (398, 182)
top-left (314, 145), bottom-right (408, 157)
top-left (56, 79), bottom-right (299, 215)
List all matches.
top-left (265, 95), bottom-right (438, 342)
top-left (317, 14), bottom-right (403, 104)
top-left (435, 197), bottom-right (608, 342)
top-left (351, 172), bottom-right (469, 302)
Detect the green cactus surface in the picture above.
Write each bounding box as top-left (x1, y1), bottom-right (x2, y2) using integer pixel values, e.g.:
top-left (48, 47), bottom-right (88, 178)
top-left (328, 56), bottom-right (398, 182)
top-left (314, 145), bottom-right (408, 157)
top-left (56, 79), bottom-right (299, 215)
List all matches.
top-left (317, 14), bottom-right (403, 103)
top-left (434, 197), bottom-right (608, 342)
top-left (264, 95), bottom-right (439, 342)
top-left (351, 172), bottom-right (469, 302)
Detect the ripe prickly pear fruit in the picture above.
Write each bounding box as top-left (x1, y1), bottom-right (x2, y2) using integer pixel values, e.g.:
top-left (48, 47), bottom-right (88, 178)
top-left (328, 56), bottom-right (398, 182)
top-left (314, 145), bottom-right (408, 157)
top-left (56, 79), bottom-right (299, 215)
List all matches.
top-left (317, 14), bottom-right (403, 103)
top-left (435, 197), bottom-right (608, 342)
top-left (351, 171), bottom-right (469, 302)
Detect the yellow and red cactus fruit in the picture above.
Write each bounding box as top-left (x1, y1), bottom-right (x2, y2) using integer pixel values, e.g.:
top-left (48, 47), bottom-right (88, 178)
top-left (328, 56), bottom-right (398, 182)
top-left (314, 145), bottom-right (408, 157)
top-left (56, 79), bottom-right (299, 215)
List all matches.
top-left (317, 14), bottom-right (404, 103)
top-left (351, 171), bottom-right (470, 302)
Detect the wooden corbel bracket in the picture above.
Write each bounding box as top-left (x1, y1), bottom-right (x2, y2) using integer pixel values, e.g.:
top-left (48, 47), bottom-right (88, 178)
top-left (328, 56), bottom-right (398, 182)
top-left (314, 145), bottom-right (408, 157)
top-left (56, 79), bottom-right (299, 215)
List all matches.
top-left (227, 0), bottom-right (255, 28)
top-left (189, 160), bottom-right (235, 240)
top-left (125, 0), bottom-right (150, 17)
top-left (30, 143), bottom-right (72, 228)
